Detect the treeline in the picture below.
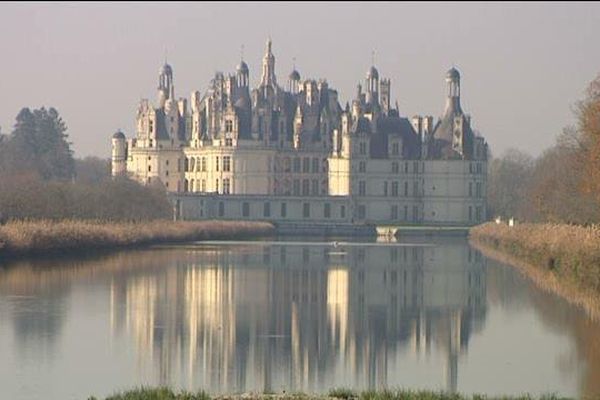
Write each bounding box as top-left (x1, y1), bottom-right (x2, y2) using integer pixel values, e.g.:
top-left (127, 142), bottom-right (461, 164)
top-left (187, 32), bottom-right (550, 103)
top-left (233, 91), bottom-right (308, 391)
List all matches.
top-left (0, 107), bottom-right (172, 221)
top-left (488, 74), bottom-right (600, 224)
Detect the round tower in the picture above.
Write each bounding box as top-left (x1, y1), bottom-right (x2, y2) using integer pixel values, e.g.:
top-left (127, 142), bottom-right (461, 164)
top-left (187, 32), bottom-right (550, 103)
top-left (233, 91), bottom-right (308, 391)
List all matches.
top-left (111, 130), bottom-right (127, 177)
top-left (288, 68), bottom-right (301, 94)
top-left (236, 60), bottom-right (249, 88)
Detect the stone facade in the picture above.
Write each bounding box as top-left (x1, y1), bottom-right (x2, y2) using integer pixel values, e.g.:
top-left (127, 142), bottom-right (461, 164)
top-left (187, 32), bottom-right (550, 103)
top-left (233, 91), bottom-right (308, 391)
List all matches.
top-left (111, 39), bottom-right (488, 225)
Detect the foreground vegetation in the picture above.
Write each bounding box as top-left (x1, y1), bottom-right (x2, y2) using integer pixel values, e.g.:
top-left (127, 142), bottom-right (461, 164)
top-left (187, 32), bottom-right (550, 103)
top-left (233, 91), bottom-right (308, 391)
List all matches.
top-left (87, 387), bottom-right (571, 400)
top-left (470, 222), bottom-right (600, 298)
top-left (0, 219), bottom-right (274, 257)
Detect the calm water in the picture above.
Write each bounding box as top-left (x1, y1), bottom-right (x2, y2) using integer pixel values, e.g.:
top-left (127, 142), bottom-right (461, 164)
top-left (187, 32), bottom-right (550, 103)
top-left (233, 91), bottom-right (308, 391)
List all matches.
top-left (0, 237), bottom-right (599, 399)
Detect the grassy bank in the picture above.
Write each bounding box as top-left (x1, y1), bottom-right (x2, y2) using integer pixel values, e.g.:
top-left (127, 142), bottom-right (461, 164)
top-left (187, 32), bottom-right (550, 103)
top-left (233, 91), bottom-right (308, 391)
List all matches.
top-left (0, 219), bottom-right (274, 257)
top-left (470, 222), bottom-right (600, 318)
top-left (87, 387), bottom-right (571, 400)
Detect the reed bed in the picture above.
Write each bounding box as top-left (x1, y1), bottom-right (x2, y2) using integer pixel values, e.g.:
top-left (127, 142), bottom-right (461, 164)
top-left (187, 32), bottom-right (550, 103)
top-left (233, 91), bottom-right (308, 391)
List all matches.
top-left (470, 222), bottom-right (600, 304)
top-left (0, 219), bottom-right (274, 256)
top-left (88, 387), bottom-right (571, 400)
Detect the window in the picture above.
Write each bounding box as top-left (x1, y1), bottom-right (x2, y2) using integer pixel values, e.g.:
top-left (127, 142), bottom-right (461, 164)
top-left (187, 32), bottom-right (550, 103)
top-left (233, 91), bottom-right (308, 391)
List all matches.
top-left (215, 179), bottom-right (219, 193)
top-left (383, 181), bottom-right (388, 197)
top-left (404, 162), bottom-right (409, 173)
top-left (392, 142), bottom-right (399, 155)
top-left (404, 206), bottom-right (408, 220)
top-left (413, 181), bottom-right (419, 196)
top-left (293, 157), bottom-right (301, 173)
top-left (392, 162), bottom-right (399, 173)
top-left (469, 206), bottom-right (473, 221)
top-left (324, 203), bottom-right (331, 218)
top-left (359, 142), bottom-right (367, 155)
top-left (340, 205), bottom-right (346, 219)
top-left (302, 179), bottom-right (310, 196)
top-left (312, 179), bottom-right (319, 195)
top-left (312, 158), bottom-right (319, 173)
top-left (404, 181), bottom-right (409, 196)
top-left (196, 157), bottom-right (201, 172)
top-left (189, 158), bottom-right (195, 171)
top-left (201, 179), bottom-right (206, 192)
top-left (391, 205), bottom-right (398, 220)
top-left (392, 181), bottom-right (399, 197)
top-left (225, 120), bottom-right (233, 133)
top-left (223, 178), bottom-right (230, 194)
top-left (359, 181), bottom-right (366, 196)
top-left (216, 157), bottom-right (219, 171)
top-left (184, 158), bottom-right (189, 172)
top-left (359, 161), bottom-right (366, 173)
top-left (303, 157), bottom-right (310, 173)
top-left (242, 202), bottom-right (250, 217)
top-left (358, 205), bottom-right (366, 219)
top-left (225, 138), bottom-right (233, 146)
top-left (476, 182), bottom-right (482, 198)
top-left (476, 206), bottom-right (482, 221)
top-left (201, 157), bottom-right (207, 171)
top-left (264, 202), bottom-right (271, 217)
top-left (281, 202), bottom-right (287, 218)
top-left (413, 205), bottom-right (419, 222)
top-left (303, 203), bottom-right (310, 218)
top-left (470, 163), bottom-right (474, 174)
top-left (293, 179), bottom-right (300, 196)
top-left (413, 161), bottom-right (419, 173)
top-left (149, 139), bottom-right (153, 147)
top-left (223, 156), bottom-right (231, 172)
top-left (218, 202), bottom-right (225, 217)
top-left (149, 120), bottom-right (154, 133)
top-left (148, 165), bottom-right (151, 172)
top-left (469, 182), bottom-right (473, 197)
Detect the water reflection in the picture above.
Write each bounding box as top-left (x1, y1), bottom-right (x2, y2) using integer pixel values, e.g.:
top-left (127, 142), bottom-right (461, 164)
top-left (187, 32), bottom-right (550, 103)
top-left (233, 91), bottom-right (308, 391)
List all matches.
top-left (105, 240), bottom-right (486, 393)
top-left (1, 238), bottom-right (598, 399)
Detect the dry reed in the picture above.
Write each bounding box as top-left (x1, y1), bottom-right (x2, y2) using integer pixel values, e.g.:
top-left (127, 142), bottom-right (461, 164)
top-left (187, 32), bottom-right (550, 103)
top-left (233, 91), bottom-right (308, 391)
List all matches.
top-left (470, 222), bottom-right (600, 318)
top-left (0, 219), bottom-right (274, 256)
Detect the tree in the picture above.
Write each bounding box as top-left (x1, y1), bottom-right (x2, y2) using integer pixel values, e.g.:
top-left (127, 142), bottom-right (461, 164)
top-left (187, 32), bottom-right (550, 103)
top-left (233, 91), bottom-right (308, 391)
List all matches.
top-left (0, 107), bottom-right (75, 181)
top-left (487, 148), bottom-right (534, 220)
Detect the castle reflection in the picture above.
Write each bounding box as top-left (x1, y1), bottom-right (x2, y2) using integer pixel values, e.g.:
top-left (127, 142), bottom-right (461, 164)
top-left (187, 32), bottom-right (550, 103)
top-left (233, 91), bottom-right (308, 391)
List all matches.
top-left (109, 239), bottom-right (487, 393)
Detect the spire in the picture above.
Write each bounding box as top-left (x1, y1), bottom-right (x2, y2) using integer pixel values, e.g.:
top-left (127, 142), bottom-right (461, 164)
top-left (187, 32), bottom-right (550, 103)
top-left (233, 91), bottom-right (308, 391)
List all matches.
top-left (261, 37), bottom-right (277, 87)
top-left (444, 67), bottom-right (462, 115)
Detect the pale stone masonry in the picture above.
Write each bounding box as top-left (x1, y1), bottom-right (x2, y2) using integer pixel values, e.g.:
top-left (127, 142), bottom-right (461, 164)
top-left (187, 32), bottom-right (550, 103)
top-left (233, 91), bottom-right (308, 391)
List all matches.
top-left (112, 39), bottom-right (487, 226)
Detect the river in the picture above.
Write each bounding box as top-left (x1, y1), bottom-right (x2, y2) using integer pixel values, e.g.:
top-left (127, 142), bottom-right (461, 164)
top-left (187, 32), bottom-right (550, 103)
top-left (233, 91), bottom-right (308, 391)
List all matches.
top-left (0, 237), bottom-right (598, 399)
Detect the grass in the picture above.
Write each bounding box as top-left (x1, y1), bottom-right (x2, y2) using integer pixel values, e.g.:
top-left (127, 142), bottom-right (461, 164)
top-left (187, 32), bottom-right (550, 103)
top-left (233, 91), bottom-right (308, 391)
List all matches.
top-left (87, 388), bottom-right (573, 400)
top-left (0, 219), bottom-right (274, 257)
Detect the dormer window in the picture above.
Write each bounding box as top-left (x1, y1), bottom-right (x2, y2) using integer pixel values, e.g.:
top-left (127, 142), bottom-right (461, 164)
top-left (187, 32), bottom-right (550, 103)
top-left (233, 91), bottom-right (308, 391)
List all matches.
top-left (225, 120), bottom-right (233, 133)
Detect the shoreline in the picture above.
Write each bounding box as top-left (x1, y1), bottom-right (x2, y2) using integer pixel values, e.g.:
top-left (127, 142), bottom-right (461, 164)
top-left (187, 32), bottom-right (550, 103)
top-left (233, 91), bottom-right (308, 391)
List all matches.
top-left (89, 387), bottom-right (571, 400)
top-left (0, 219), bottom-right (275, 260)
top-left (469, 222), bottom-right (600, 320)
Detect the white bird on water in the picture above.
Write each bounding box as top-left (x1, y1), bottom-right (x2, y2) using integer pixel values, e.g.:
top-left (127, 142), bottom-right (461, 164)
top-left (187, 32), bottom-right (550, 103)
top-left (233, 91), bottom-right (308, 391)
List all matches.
top-left (333, 241), bottom-right (339, 248)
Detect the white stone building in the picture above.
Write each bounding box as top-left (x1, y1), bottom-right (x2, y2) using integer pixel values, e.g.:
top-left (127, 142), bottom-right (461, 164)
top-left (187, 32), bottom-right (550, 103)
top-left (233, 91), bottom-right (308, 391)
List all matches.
top-left (112, 39), bottom-right (487, 226)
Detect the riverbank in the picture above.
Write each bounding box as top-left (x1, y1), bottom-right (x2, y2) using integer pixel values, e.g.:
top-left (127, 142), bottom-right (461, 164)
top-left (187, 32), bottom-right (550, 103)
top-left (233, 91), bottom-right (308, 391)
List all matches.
top-left (0, 219), bottom-right (274, 258)
top-left (469, 222), bottom-right (600, 319)
top-left (89, 387), bottom-right (570, 400)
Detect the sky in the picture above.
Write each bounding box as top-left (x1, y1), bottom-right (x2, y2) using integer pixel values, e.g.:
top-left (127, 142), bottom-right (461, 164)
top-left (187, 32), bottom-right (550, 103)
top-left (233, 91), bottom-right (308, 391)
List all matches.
top-left (0, 2), bottom-right (599, 159)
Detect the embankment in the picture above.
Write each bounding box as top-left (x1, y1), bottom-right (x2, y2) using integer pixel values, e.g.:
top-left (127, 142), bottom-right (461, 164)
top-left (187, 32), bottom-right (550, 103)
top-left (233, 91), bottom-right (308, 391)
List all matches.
top-left (470, 222), bottom-right (600, 319)
top-left (0, 219), bottom-right (274, 258)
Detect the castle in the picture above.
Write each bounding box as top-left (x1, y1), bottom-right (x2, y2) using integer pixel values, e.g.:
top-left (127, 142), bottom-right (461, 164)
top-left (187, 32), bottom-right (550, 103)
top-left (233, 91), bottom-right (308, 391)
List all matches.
top-left (111, 39), bottom-right (487, 226)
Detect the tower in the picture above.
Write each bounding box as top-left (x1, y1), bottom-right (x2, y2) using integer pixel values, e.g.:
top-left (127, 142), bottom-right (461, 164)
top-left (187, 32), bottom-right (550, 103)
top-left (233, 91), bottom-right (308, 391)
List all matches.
top-left (288, 67), bottom-right (301, 94)
top-left (445, 67), bottom-right (462, 114)
top-left (236, 59), bottom-right (249, 88)
top-left (158, 63), bottom-right (174, 108)
top-left (260, 38), bottom-right (277, 89)
top-left (365, 65), bottom-right (379, 105)
top-left (111, 130), bottom-right (127, 177)
top-left (380, 78), bottom-right (391, 115)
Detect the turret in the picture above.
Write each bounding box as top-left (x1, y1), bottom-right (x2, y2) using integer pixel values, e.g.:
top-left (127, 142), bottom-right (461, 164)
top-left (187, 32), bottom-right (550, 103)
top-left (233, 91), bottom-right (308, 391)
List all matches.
top-left (260, 37), bottom-right (277, 88)
top-left (158, 62), bottom-right (174, 108)
top-left (111, 130), bottom-right (127, 177)
top-left (288, 68), bottom-right (301, 94)
top-left (365, 65), bottom-right (379, 105)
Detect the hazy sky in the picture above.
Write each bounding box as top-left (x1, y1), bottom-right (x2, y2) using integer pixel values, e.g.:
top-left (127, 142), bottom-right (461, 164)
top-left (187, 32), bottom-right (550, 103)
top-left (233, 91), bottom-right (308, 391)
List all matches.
top-left (0, 2), bottom-right (599, 159)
